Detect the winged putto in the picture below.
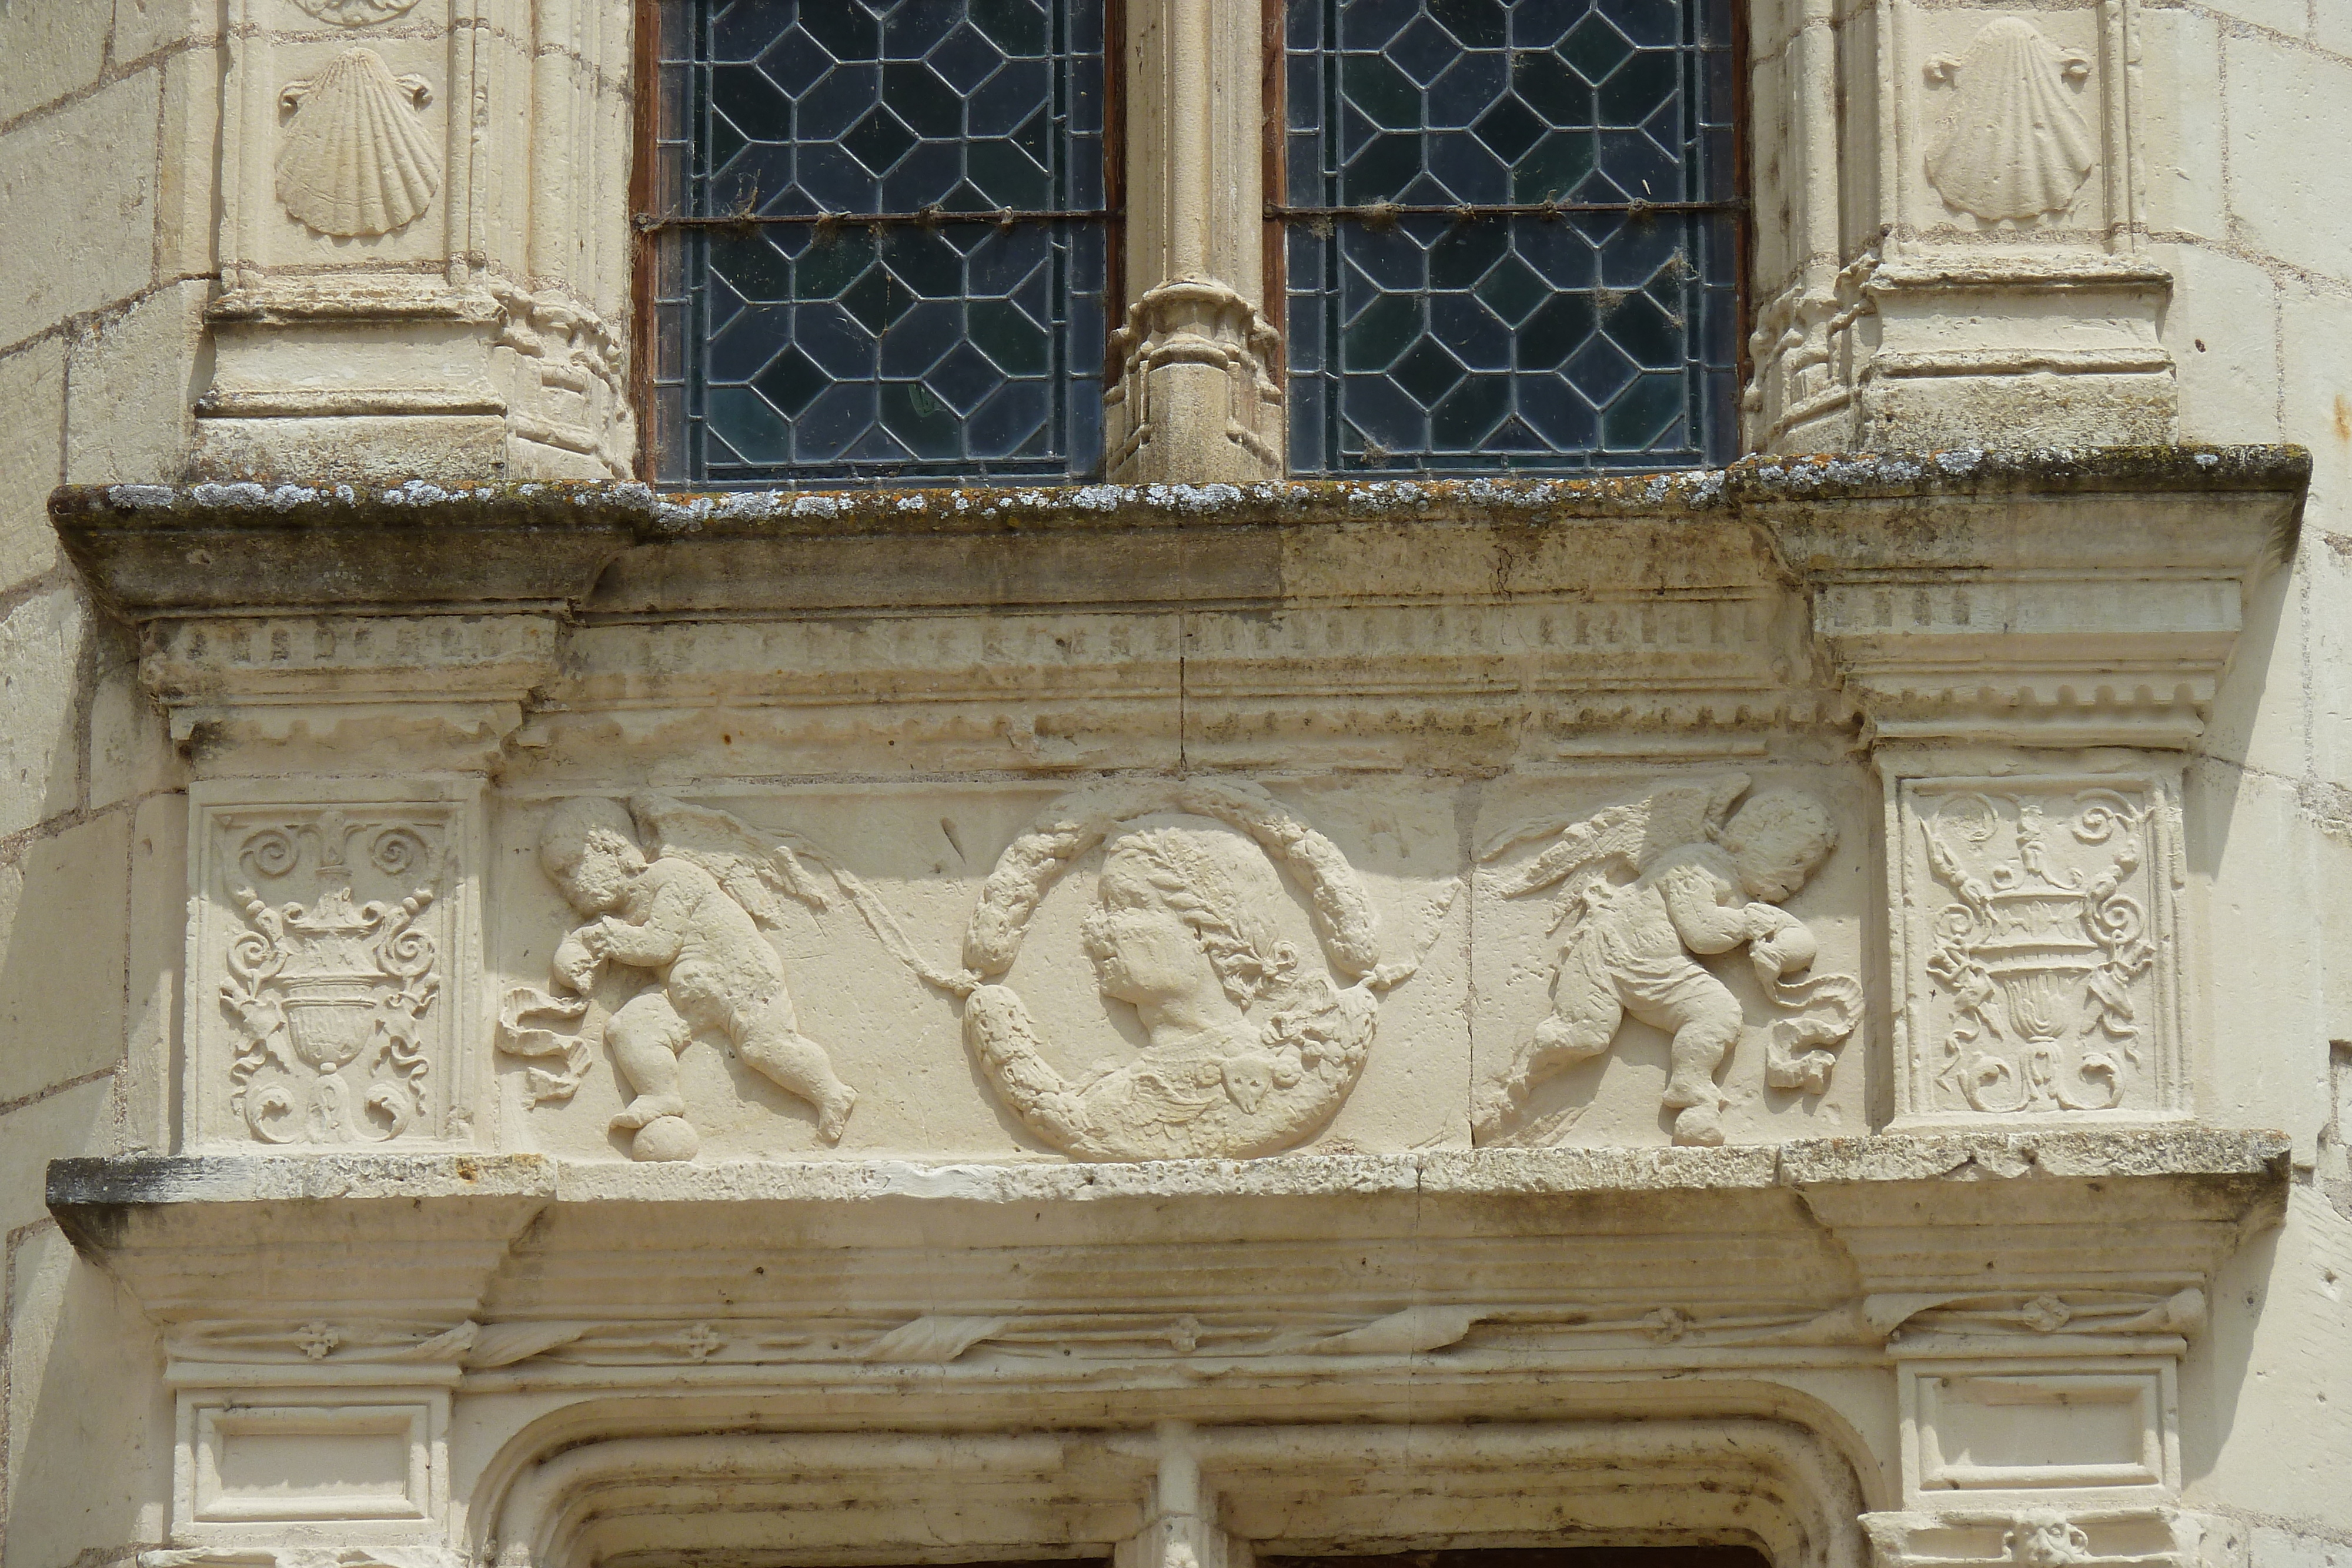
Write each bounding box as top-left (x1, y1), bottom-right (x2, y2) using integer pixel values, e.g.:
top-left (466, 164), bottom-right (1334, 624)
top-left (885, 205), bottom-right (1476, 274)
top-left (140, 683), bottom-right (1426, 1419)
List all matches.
top-left (505, 793), bottom-right (858, 1161)
top-left (1474, 774), bottom-right (1860, 1146)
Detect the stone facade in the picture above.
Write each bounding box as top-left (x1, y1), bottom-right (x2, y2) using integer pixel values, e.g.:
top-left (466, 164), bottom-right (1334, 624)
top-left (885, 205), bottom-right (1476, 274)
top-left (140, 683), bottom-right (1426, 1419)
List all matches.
top-left (3, 9), bottom-right (2351, 1568)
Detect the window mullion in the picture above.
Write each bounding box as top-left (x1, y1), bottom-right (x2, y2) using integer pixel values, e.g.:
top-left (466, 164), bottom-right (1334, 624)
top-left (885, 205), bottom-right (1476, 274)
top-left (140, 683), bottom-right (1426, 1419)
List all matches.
top-left (1101, 0), bottom-right (1287, 482)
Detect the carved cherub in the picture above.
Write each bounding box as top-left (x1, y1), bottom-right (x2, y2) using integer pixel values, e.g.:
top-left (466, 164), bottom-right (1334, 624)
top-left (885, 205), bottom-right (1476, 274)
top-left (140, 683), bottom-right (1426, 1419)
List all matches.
top-left (536, 795), bottom-right (857, 1156)
top-left (1474, 775), bottom-right (1857, 1148)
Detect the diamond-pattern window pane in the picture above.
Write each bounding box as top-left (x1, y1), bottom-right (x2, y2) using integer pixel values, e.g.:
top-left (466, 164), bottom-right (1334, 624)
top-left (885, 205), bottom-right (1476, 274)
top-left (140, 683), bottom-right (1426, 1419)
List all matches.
top-left (1285, 0), bottom-right (1738, 473)
top-left (650, 0), bottom-right (1108, 486)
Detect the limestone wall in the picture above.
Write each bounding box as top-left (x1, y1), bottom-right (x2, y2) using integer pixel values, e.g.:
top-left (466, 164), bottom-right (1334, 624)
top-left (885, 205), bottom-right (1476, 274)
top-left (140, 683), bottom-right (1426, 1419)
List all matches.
top-left (2150, 1), bottom-right (2352, 1556)
top-left (0, 4), bottom-right (202, 1565)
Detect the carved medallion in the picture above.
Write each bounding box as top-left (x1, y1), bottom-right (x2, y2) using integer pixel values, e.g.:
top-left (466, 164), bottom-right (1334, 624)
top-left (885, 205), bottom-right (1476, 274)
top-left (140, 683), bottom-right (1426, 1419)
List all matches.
top-left (217, 811), bottom-right (443, 1144)
top-left (288, 0), bottom-right (425, 23)
top-left (956, 780), bottom-right (1415, 1161)
top-left (276, 48), bottom-right (441, 236)
top-left (1912, 784), bottom-right (2171, 1115)
top-left (1923, 17), bottom-right (2096, 222)
top-left (1473, 774), bottom-right (1862, 1148)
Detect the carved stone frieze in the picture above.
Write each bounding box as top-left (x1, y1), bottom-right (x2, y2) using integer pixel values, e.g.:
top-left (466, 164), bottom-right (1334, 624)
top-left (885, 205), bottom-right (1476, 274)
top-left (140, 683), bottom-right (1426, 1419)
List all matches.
top-left (497, 794), bottom-right (862, 1162)
top-left (191, 783), bottom-right (481, 1149)
top-left (953, 779), bottom-right (1430, 1161)
top-left (288, 0), bottom-right (425, 22)
top-left (1894, 775), bottom-right (2183, 1124)
top-left (1474, 774), bottom-right (1862, 1148)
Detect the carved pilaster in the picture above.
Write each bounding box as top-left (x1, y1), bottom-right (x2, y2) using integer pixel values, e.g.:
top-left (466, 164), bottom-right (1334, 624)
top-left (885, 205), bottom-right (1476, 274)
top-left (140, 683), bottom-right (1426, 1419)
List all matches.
top-left (1105, 0), bottom-right (1282, 482)
top-left (1745, 0), bottom-right (2173, 452)
top-left (201, 0), bottom-right (633, 482)
top-left (189, 781), bottom-right (484, 1151)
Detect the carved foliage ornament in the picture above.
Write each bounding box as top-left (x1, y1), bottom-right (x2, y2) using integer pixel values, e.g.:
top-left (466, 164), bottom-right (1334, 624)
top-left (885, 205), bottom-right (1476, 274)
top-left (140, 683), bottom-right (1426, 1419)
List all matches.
top-left (1918, 787), bottom-right (2167, 1115)
top-left (220, 813), bottom-right (442, 1144)
top-left (276, 48), bottom-right (441, 236)
top-left (1474, 774), bottom-right (1862, 1148)
top-left (1923, 17), bottom-right (2095, 223)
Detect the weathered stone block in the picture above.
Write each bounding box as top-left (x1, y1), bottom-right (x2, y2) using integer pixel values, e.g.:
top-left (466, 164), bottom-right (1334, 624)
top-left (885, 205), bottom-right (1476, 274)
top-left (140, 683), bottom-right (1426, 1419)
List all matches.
top-left (2155, 244), bottom-right (2283, 446)
top-left (0, 71), bottom-right (160, 350)
top-left (0, 809), bottom-right (131, 1107)
top-left (2223, 34), bottom-right (2352, 288)
top-left (66, 280), bottom-right (208, 488)
top-left (0, 586), bottom-right (91, 837)
top-left (0, 339), bottom-right (65, 589)
top-left (0, 0), bottom-right (109, 128)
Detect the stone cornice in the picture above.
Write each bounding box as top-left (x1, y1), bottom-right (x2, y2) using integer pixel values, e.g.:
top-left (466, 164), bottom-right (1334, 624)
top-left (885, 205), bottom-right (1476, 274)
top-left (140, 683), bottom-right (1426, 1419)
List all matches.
top-left (50, 1130), bottom-right (2287, 1365)
top-left (46, 447), bottom-right (2311, 765)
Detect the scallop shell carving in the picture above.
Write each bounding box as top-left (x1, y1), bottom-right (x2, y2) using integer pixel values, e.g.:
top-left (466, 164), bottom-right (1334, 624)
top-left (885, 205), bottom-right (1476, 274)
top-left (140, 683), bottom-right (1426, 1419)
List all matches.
top-left (276, 48), bottom-right (442, 237)
top-left (1923, 16), bottom-right (2096, 223)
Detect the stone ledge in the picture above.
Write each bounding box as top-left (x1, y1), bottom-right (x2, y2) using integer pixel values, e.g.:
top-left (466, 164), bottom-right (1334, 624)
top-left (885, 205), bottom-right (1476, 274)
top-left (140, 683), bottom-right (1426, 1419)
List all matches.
top-left (49, 1127), bottom-right (2289, 1213)
top-left (48, 1132), bottom-right (2288, 1363)
top-left (58, 445), bottom-right (2311, 531)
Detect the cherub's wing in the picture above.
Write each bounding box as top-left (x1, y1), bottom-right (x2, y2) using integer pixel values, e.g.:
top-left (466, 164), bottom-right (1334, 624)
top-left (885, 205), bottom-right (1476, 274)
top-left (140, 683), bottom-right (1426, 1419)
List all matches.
top-left (1480, 774), bottom-right (1750, 900)
top-left (627, 792), bottom-right (829, 927)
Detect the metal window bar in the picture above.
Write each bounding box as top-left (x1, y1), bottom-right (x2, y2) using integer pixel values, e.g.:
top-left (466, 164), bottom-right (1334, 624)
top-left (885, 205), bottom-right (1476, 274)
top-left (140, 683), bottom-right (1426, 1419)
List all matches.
top-left (1278, 0), bottom-right (1741, 476)
top-left (646, 0), bottom-right (1112, 487)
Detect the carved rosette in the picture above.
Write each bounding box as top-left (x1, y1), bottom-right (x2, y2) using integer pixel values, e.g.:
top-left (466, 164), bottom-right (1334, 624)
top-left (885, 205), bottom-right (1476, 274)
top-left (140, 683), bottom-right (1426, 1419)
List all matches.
top-left (1899, 778), bottom-right (2180, 1119)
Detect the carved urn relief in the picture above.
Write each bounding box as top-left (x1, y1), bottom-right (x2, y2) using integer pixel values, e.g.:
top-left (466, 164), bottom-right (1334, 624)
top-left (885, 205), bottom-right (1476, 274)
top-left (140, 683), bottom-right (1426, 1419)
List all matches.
top-left (192, 784), bottom-right (479, 1149)
top-left (1896, 775), bottom-right (2183, 1122)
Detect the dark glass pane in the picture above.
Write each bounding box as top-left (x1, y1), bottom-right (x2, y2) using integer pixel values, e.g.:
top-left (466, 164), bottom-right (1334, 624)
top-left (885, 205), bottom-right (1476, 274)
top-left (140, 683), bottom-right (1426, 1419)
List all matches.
top-left (1285, 0), bottom-right (1737, 474)
top-left (654, 0), bottom-right (1109, 485)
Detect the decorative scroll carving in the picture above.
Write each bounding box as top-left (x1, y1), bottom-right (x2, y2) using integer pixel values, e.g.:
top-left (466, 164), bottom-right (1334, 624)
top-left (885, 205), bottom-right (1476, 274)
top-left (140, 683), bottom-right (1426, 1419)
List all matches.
top-left (1913, 785), bottom-right (2171, 1116)
top-left (500, 795), bottom-right (862, 1161)
top-left (276, 49), bottom-right (441, 237)
top-left (1474, 775), bottom-right (1860, 1147)
top-left (948, 780), bottom-right (1431, 1161)
top-left (1923, 18), bottom-right (2094, 223)
top-left (289, 0), bottom-right (425, 22)
top-left (218, 811), bottom-right (443, 1144)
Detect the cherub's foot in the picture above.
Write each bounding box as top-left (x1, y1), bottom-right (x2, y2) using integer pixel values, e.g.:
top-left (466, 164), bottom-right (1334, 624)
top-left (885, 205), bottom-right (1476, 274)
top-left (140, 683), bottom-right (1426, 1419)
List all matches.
top-left (611, 1094), bottom-right (688, 1131)
top-left (815, 1086), bottom-right (857, 1144)
top-left (1671, 1101), bottom-right (1726, 1147)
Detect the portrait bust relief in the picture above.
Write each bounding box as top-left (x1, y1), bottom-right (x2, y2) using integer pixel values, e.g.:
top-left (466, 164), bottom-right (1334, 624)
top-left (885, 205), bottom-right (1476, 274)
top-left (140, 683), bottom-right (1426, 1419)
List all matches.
top-left (959, 781), bottom-right (1411, 1161)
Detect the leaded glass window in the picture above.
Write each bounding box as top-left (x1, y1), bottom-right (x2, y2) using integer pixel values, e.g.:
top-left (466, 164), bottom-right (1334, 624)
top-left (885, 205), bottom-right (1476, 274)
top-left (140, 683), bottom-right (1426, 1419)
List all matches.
top-left (1280, 0), bottom-right (1739, 473)
top-left (646, 0), bottom-right (1111, 485)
